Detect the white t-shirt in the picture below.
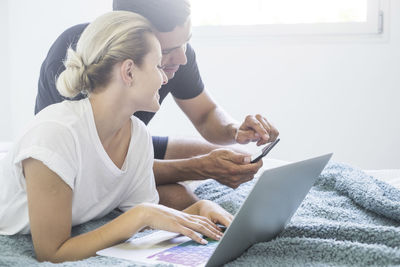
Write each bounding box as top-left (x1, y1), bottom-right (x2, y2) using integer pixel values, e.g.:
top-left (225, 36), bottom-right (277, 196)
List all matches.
top-left (0, 98), bottom-right (159, 235)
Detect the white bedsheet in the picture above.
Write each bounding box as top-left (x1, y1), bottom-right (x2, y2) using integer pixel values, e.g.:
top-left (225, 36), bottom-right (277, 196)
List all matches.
top-left (263, 158), bottom-right (400, 189)
top-left (365, 169), bottom-right (400, 188)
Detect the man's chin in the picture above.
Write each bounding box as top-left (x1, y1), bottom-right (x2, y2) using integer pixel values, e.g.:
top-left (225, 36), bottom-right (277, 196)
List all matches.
top-left (165, 71), bottom-right (176, 80)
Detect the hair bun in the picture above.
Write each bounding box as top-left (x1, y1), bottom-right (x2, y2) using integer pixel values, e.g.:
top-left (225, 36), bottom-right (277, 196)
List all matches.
top-left (56, 11), bottom-right (153, 98)
top-left (56, 48), bottom-right (90, 98)
top-left (65, 49), bottom-right (86, 71)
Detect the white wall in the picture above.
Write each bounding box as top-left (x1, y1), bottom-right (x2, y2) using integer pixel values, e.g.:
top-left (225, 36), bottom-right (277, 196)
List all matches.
top-left (0, 0), bottom-right (11, 140)
top-left (5, 0), bottom-right (112, 140)
top-left (1, 0), bottom-right (399, 169)
top-left (148, 0), bottom-right (400, 169)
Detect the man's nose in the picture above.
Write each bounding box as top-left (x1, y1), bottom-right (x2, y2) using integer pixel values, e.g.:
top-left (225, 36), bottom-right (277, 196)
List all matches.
top-left (171, 46), bottom-right (187, 66)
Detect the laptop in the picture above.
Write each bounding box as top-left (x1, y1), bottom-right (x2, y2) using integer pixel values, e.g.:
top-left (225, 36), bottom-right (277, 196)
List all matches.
top-left (97, 153), bottom-right (332, 267)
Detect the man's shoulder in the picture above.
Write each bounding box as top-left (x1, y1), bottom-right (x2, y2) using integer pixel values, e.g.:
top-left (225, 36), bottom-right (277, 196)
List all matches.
top-left (57, 23), bottom-right (89, 44)
top-left (36, 23), bottom-right (89, 108)
top-left (47, 23), bottom-right (89, 58)
top-left (64, 23), bottom-right (89, 34)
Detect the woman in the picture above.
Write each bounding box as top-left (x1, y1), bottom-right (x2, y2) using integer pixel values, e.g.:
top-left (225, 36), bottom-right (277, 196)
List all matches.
top-left (0, 11), bottom-right (232, 263)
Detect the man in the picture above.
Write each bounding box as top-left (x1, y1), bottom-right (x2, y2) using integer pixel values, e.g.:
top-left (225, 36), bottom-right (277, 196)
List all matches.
top-left (35, 0), bottom-right (279, 210)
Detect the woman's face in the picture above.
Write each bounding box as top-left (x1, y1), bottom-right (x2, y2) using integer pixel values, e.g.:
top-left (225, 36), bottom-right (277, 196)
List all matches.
top-left (131, 34), bottom-right (167, 112)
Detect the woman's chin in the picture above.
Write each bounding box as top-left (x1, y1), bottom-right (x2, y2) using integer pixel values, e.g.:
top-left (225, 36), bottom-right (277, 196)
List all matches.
top-left (152, 105), bottom-right (160, 112)
top-left (145, 103), bottom-right (160, 113)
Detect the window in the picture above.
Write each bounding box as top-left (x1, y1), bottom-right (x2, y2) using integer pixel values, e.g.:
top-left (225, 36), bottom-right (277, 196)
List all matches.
top-left (191, 0), bottom-right (383, 36)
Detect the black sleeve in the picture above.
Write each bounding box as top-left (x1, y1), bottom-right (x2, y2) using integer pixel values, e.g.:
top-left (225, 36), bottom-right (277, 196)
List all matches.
top-left (168, 43), bottom-right (205, 99)
top-left (151, 136), bottom-right (169, 159)
top-left (34, 23), bottom-right (89, 114)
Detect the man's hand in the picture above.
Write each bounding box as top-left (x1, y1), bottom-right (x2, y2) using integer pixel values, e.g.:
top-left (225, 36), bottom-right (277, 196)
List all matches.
top-left (198, 148), bottom-right (263, 189)
top-left (234, 114), bottom-right (279, 146)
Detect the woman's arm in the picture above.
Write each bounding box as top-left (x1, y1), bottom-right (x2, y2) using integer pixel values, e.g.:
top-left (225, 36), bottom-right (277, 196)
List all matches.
top-left (24, 158), bottom-right (224, 263)
top-left (24, 158), bottom-right (146, 262)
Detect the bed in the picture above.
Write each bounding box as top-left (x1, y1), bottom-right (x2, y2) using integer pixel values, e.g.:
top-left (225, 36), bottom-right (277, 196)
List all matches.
top-left (1, 144), bottom-right (400, 266)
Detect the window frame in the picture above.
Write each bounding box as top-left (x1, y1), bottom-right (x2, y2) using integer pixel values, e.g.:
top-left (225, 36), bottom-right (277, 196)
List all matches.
top-left (192, 0), bottom-right (383, 38)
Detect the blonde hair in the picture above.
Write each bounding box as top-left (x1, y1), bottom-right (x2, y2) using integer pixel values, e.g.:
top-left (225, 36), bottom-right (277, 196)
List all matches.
top-left (56, 11), bottom-right (153, 98)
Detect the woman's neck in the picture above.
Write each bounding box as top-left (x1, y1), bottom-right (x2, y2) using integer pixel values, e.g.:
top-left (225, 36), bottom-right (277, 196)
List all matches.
top-left (88, 86), bottom-right (136, 148)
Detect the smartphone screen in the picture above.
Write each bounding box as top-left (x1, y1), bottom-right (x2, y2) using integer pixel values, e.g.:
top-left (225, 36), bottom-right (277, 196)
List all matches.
top-left (250, 138), bottom-right (280, 163)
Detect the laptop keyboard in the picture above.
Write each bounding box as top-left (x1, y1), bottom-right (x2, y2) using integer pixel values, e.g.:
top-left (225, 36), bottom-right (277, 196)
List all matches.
top-left (147, 238), bottom-right (219, 267)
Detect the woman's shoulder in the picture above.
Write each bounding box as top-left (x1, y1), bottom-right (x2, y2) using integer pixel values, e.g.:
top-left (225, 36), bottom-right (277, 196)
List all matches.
top-left (19, 99), bottom-right (91, 145)
top-left (130, 115), bottom-right (149, 134)
top-left (35, 99), bottom-right (90, 125)
top-left (130, 116), bottom-right (152, 147)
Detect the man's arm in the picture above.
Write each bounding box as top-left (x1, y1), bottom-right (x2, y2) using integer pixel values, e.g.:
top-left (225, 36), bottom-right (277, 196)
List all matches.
top-left (151, 90), bottom-right (278, 189)
top-left (162, 136), bottom-right (221, 159)
top-left (153, 138), bottom-right (262, 189)
top-left (175, 90), bottom-right (279, 147)
top-left (153, 137), bottom-right (261, 210)
top-left (174, 91), bottom-right (237, 145)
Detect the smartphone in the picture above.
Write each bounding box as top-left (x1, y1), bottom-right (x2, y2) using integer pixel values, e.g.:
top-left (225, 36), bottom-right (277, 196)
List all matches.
top-left (250, 138), bottom-right (280, 163)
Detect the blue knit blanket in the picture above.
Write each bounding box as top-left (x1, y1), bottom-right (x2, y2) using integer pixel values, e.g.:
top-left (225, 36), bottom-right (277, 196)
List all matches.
top-left (1, 162), bottom-right (400, 266)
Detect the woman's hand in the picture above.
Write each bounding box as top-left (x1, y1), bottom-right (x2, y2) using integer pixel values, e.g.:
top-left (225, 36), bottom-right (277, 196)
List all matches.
top-left (184, 200), bottom-right (234, 229)
top-left (197, 200), bottom-right (234, 227)
top-left (138, 203), bottom-right (223, 245)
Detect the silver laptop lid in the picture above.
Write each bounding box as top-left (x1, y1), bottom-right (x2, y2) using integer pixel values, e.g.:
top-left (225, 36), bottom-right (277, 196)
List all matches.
top-left (206, 153), bottom-right (332, 267)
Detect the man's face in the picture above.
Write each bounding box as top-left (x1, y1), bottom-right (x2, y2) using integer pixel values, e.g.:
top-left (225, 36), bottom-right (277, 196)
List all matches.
top-left (155, 18), bottom-right (192, 80)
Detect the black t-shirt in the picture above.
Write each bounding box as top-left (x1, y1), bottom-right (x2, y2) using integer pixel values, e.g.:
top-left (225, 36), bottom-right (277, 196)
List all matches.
top-left (35, 23), bottom-right (205, 125)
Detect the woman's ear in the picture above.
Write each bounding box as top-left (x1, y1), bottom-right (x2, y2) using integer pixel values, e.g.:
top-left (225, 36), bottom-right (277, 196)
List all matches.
top-left (120, 59), bottom-right (135, 86)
